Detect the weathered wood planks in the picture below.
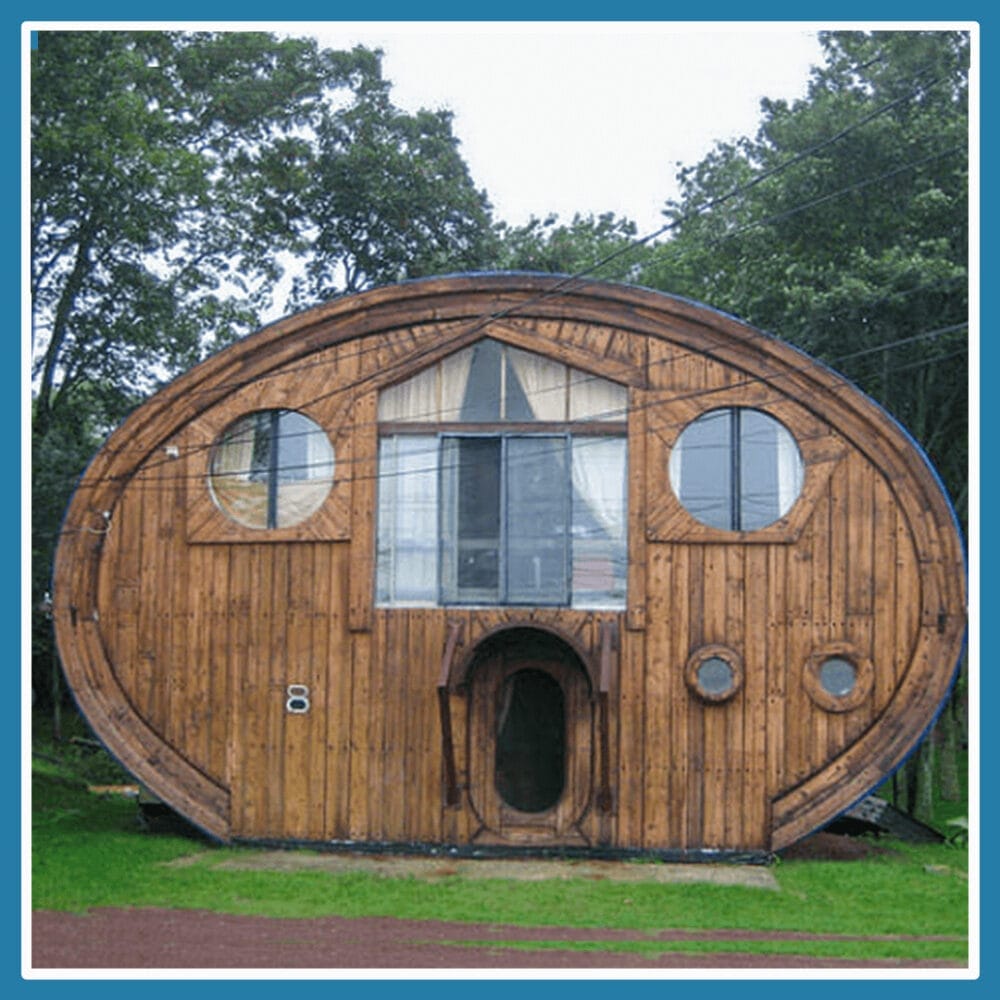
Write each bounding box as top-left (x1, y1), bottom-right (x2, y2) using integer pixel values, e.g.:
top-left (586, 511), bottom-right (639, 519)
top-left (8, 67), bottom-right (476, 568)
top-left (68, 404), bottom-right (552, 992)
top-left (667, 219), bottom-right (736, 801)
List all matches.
top-left (54, 275), bottom-right (967, 853)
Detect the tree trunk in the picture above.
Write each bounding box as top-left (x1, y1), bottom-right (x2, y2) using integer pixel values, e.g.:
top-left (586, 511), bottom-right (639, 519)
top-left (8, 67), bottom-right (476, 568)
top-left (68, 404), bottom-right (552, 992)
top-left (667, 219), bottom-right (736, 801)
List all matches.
top-left (34, 218), bottom-right (97, 438)
top-left (913, 735), bottom-right (936, 823)
top-left (938, 706), bottom-right (961, 802)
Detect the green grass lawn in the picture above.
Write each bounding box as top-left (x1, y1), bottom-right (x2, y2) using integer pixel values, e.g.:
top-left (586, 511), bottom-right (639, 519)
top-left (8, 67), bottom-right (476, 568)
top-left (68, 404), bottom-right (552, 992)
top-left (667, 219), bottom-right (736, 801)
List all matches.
top-left (29, 714), bottom-right (970, 964)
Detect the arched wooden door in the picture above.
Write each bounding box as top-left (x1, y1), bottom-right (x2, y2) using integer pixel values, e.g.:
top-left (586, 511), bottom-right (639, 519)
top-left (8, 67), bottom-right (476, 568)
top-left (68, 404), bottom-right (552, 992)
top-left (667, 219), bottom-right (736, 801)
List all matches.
top-left (466, 629), bottom-right (594, 845)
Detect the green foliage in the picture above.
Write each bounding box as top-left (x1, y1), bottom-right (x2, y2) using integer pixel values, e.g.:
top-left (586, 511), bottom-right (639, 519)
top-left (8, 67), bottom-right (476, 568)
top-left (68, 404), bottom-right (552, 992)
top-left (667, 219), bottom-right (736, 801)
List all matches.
top-left (290, 55), bottom-right (497, 301)
top-left (638, 29), bottom-right (969, 524)
top-left (32, 716), bottom-right (968, 961)
top-left (30, 29), bottom-right (500, 708)
top-left (30, 716), bottom-right (968, 962)
top-left (31, 31), bottom-right (342, 437)
top-left (636, 30), bottom-right (970, 830)
top-left (31, 709), bottom-right (135, 788)
top-left (491, 212), bottom-right (639, 278)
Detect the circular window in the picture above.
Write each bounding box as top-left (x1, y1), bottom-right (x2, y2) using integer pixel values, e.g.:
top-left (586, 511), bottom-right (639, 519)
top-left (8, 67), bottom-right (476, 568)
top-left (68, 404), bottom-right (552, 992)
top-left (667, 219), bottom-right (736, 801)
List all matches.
top-left (804, 645), bottom-right (874, 712)
top-left (669, 407), bottom-right (804, 531)
top-left (209, 410), bottom-right (334, 529)
top-left (818, 657), bottom-right (857, 697)
top-left (685, 645), bottom-right (744, 703)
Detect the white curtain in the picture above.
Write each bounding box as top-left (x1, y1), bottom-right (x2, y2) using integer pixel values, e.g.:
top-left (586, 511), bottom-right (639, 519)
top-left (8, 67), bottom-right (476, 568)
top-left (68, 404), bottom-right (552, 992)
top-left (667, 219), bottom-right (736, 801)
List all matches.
top-left (506, 345), bottom-right (567, 420)
top-left (569, 370), bottom-right (627, 421)
top-left (273, 413), bottom-right (335, 528)
top-left (776, 424), bottom-right (804, 517)
top-left (209, 415), bottom-right (267, 527)
top-left (570, 436), bottom-right (627, 608)
top-left (376, 435), bottom-right (439, 604)
top-left (439, 347), bottom-right (475, 421)
top-left (212, 416), bottom-right (257, 475)
top-left (571, 437), bottom-right (627, 543)
top-left (378, 365), bottom-right (440, 423)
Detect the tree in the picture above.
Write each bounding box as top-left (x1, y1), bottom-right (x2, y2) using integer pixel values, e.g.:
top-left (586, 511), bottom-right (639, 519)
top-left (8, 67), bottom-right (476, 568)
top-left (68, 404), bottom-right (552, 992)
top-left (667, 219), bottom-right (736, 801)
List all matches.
top-left (641, 31), bottom-right (968, 519)
top-left (31, 31), bottom-right (360, 439)
top-left (491, 212), bottom-right (640, 278)
top-left (289, 53), bottom-right (497, 304)
top-left (638, 29), bottom-right (970, 823)
top-left (30, 30), bottom-right (499, 710)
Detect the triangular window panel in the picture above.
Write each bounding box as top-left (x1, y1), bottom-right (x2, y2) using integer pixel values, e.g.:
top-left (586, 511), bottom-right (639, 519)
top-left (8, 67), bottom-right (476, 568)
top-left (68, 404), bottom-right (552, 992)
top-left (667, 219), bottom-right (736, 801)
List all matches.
top-left (378, 339), bottom-right (626, 423)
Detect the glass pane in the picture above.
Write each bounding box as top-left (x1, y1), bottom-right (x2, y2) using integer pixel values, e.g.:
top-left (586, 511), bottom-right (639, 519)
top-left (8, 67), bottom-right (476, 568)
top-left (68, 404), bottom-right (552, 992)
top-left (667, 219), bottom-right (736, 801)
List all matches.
top-left (697, 656), bottom-right (735, 695)
top-left (274, 411), bottom-right (335, 528)
top-left (569, 369), bottom-right (628, 421)
top-left (505, 345), bottom-right (567, 421)
top-left (376, 435), bottom-right (439, 604)
top-left (670, 408), bottom-right (733, 529)
top-left (378, 365), bottom-right (439, 423)
top-left (209, 415), bottom-right (270, 529)
top-left (505, 437), bottom-right (570, 604)
top-left (819, 657), bottom-right (857, 697)
top-left (210, 410), bottom-right (333, 530)
top-left (460, 340), bottom-right (502, 421)
top-left (495, 669), bottom-right (565, 813)
top-left (739, 410), bottom-right (803, 530)
top-left (571, 437), bottom-right (627, 608)
top-left (670, 408), bottom-right (803, 531)
top-left (441, 437), bottom-right (501, 602)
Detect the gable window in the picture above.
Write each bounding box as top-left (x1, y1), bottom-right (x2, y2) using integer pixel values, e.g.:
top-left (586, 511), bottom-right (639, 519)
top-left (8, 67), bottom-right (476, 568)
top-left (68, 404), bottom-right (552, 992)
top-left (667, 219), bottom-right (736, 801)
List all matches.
top-left (376, 340), bottom-right (627, 609)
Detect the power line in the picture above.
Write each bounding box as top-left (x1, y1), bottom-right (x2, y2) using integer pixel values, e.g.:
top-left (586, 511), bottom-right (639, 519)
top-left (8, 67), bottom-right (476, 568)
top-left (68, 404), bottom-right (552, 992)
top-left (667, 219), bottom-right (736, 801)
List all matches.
top-left (43, 318), bottom-right (965, 514)
top-left (33, 53), bottom-right (965, 422)
top-left (36, 56), bottom-right (970, 509)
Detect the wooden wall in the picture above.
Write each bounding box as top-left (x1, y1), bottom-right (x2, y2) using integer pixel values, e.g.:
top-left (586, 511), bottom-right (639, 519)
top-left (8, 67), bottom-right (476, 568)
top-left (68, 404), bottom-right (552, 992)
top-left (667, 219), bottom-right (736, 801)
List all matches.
top-left (57, 275), bottom-right (967, 851)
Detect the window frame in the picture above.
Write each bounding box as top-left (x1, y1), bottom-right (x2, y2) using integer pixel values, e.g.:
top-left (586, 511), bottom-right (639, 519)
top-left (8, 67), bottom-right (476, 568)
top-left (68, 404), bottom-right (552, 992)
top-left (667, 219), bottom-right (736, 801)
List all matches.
top-left (377, 422), bottom-right (628, 610)
top-left (684, 644), bottom-right (745, 704)
top-left (439, 430), bottom-right (575, 608)
top-left (207, 408), bottom-right (336, 531)
top-left (803, 642), bottom-right (874, 713)
top-left (645, 387), bottom-right (846, 545)
top-left (668, 406), bottom-right (804, 533)
top-left (187, 392), bottom-right (353, 546)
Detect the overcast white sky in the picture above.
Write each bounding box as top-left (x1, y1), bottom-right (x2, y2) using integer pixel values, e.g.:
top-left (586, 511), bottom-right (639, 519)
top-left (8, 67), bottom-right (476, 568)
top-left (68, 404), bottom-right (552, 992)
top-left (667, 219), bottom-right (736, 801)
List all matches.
top-left (299, 22), bottom-right (825, 236)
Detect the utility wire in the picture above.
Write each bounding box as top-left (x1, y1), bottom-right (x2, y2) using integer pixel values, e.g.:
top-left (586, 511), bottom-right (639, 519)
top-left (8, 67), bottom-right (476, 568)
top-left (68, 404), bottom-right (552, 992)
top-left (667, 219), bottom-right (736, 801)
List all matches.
top-left (45, 319), bottom-right (966, 512)
top-left (33, 56), bottom-right (963, 422)
top-left (38, 59), bottom-right (969, 505)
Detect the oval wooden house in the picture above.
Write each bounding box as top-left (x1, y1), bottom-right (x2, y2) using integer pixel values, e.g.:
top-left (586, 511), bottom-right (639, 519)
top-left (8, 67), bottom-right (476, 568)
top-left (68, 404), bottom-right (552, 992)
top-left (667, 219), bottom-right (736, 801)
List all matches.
top-left (53, 274), bottom-right (967, 857)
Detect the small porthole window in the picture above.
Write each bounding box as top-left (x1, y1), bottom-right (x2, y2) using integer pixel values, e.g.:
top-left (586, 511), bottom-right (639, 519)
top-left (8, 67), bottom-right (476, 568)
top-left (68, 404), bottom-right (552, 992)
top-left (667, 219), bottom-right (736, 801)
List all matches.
top-left (819, 657), bottom-right (857, 697)
top-left (804, 645), bottom-right (873, 712)
top-left (209, 410), bottom-right (334, 529)
top-left (669, 407), bottom-right (804, 531)
top-left (685, 645), bottom-right (744, 704)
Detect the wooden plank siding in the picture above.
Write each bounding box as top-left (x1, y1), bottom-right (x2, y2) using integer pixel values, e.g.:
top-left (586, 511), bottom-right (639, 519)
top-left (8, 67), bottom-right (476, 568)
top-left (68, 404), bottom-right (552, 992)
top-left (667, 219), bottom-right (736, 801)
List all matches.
top-left (54, 275), bottom-right (967, 853)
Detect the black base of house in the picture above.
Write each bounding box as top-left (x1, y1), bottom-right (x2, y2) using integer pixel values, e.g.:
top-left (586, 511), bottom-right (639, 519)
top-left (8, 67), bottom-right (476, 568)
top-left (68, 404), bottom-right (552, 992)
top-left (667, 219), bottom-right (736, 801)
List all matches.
top-left (230, 836), bottom-right (778, 866)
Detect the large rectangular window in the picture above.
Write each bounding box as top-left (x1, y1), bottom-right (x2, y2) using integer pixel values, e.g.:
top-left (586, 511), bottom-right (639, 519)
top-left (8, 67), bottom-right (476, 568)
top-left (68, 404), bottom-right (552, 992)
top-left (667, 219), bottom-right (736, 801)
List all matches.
top-left (376, 340), bottom-right (628, 609)
top-left (377, 433), bottom-right (626, 609)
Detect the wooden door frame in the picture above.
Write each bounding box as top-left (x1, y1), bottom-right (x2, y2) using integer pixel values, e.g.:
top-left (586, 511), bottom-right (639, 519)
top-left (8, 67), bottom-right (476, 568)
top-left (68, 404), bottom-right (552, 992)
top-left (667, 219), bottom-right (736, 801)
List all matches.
top-left (462, 626), bottom-right (595, 845)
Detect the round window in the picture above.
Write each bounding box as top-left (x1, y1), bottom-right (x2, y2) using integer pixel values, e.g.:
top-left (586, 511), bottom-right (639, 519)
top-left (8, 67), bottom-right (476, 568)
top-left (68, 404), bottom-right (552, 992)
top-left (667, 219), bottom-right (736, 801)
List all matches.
top-left (804, 645), bottom-right (874, 712)
top-left (818, 657), bottom-right (857, 697)
top-left (209, 410), bottom-right (334, 529)
top-left (697, 657), bottom-right (735, 696)
top-left (669, 407), bottom-right (804, 531)
top-left (685, 646), bottom-right (744, 703)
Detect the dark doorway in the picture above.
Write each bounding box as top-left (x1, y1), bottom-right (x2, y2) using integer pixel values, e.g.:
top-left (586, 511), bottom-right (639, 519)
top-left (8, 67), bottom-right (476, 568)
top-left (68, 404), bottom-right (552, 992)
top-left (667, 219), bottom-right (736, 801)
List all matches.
top-left (466, 625), bottom-right (594, 842)
top-left (494, 668), bottom-right (566, 812)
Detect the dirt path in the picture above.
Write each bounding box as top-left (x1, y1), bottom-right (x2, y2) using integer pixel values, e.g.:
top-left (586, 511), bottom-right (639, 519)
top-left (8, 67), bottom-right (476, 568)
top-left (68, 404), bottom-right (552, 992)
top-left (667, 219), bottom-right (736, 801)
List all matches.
top-left (31, 909), bottom-right (966, 971)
